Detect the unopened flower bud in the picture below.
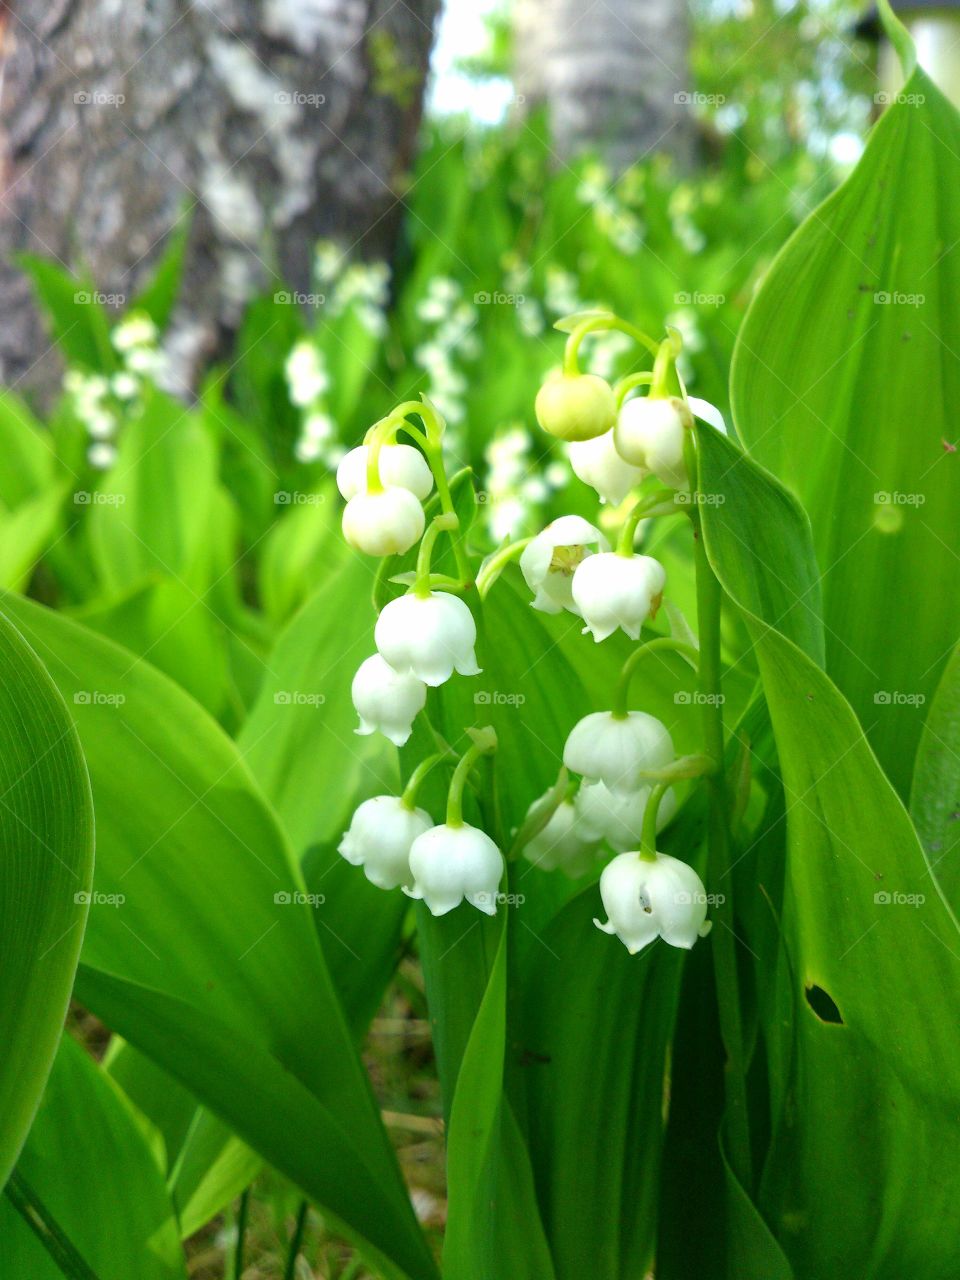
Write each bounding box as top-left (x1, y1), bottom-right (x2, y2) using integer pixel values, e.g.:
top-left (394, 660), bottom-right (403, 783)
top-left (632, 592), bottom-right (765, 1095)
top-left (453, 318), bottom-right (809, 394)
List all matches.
top-left (535, 373), bottom-right (617, 442)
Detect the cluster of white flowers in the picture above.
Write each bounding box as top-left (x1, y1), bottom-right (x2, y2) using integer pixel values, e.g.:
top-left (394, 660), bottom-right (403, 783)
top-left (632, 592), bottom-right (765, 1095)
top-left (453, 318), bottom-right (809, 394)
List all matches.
top-left (332, 312), bottom-right (725, 956)
top-left (413, 277), bottom-right (479, 432)
top-left (576, 162), bottom-right (645, 255)
top-left (63, 312), bottom-right (168, 470)
top-left (481, 427), bottom-right (567, 541)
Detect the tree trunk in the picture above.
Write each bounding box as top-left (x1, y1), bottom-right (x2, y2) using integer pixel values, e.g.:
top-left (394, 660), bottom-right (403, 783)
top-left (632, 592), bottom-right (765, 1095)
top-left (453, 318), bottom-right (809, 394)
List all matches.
top-left (0, 0), bottom-right (439, 397)
top-left (514, 0), bottom-right (695, 173)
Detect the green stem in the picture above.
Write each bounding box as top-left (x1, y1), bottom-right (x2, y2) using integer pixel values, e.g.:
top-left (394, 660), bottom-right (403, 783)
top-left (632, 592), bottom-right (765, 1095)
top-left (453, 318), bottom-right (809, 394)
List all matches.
top-left (650, 333), bottom-right (682, 398)
top-left (234, 1186), bottom-right (250, 1280)
top-left (475, 536), bottom-right (534, 599)
top-left (446, 727), bottom-right (497, 827)
top-left (401, 751), bottom-right (452, 809)
top-left (612, 636), bottom-right (701, 717)
top-left (613, 370), bottom-right (654, 408)
top-left (639, 782), bottom-right (669, 860)
top-left (563, 314), bottom-right (660, 375)
top-left (283, 1200), bottom-right (309, 1280)
top-left (616, 488), bottom-right (678, 556)
top-left (691, 497), bottom-right (753, 1188)
top-left (4, 1172), bottom-right (103, 1280)
top-left (414, 513), bottom-right (458, 597)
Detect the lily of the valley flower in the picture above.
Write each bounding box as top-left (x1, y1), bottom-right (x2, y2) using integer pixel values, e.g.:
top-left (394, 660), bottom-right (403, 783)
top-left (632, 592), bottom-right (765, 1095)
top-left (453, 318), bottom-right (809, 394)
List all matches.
top-left (352, 654), bottom-right (426, 746)
top-left (342, 487), bottom-right (425, 556)
top-left (575, 779), bottom-right (677, 852)
top-left (405, 822), bottom-right (504, 915)
top-left (520, 515), bottom-right (609, 615)
top-left (375, 591), bottom-right (480, 686)
top-left (563, 710), bottom-right (674, 794)
top-left (521, 797), bottom-right (600, 876)
top-left (594, 850), bottom-right (711, 953)
top-left (613, 395), bottom-right (693, 490)
top-left (535, 371), bottom-right (618, 442)
top-left (338, 795), bottom-right (432, 890)
top-left (571, 552), bottom-right (665, 641)
top-left (337, 443), bottom-right (434, 501)
top-left (568, 429), bottom-right (646, 505)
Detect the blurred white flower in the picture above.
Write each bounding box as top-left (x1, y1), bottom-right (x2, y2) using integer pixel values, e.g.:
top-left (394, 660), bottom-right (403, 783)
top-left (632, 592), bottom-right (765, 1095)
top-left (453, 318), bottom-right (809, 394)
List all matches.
top-left (521, 796), bottom-right (599, 877)
top-left (285, 341), bottom-right (329, 407)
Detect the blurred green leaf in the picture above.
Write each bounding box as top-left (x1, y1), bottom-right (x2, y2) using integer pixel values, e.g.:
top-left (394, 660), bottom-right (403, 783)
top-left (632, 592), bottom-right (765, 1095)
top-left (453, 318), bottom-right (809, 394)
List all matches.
top-left (18, 254), bottom-right (117, 372)
top-left (910, 644), bottom-right (960, 909)
top-left (0, 609), bottom-right (94, 1189)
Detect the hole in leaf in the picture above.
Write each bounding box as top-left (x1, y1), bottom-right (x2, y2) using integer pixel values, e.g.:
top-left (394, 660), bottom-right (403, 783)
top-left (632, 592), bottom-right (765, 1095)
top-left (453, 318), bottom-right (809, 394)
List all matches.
top-left (805, 984), bottom-right (844, 1025)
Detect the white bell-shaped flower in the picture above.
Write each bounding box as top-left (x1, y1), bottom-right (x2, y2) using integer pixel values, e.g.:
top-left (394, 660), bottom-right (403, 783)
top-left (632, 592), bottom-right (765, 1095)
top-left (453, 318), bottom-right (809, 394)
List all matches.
top-left (564, 710), bottom-right (674, 794)
top-left (352, 654), bottom-right (426, 747)
top-left (687, 397), bottom-right (726, 436)
top-left (375, 591), bottom-right (480, 686)
top-left (613, 395), bottom-right (692, 489)
top-left (337, 444), bottom-right (434, 501)
top-left (520, 516), bottom-right (609, 615)
top-left (521, 797), bottom-right (599, 877)
top-left (405, 822), bottom-right (504, 915)
top-left (342, 488), bottom-right (425, 556)
top-left (571, 552), bottom-right (665, 642)
top-left (575, 780), bottom-right (677, 852)
top-left (594, 850), bottom-right (711, 953)
top-left (568, 430), bottom-right (646, 505)
top-left (338, 795), bottom-right (432, 890)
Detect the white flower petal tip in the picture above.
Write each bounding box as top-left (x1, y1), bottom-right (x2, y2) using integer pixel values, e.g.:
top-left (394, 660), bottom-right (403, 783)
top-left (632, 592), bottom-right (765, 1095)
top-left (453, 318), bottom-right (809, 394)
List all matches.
top-left (686, 397), bottom-right (726, 436)
top-left (338, 796), bottom-right (432, 890)
top-left (342, 488), bottom-right (425, 556)
top-left (521, 796), bottom-right (600, 877)
top-left (563, 710), bottom-right (674, 795)
top-left (571, 552), bottom-right (666, 643)
top-left (520, 516), bottom-right (609, 616)
top-left (614, 396), bottom-right (692, 490)
top-left (406, 822), bottom-right (504, 916)
top-left (351, 654), bottom-right (426, 747)
top-left (568, 431), bottom-right (646, 505)
top-left (375, 592), bottom-right (480, 687)
top-left (336, 443), bottom-right (434, 500)
top-left (595, 850), bottom-right (709, 954)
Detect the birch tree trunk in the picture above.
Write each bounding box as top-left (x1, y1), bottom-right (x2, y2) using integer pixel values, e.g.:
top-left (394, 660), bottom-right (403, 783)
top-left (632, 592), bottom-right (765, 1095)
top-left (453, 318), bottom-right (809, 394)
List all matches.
top-left (0, 0), bottom-right (439, 396)
top-left (514, 0), bottom-right (695, 173)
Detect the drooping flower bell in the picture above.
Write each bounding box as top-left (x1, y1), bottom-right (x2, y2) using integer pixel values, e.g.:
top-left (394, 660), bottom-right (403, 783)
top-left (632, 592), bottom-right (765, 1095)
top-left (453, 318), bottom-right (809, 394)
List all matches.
top-left (575, 779), bottom-right (677, 852)
top-left (571, 552), bottom-right (665, 642)
top-left (535, 372), bottom-right (617, 442)
top-left (338, 795), bottom-right (432, 890)
top-left (568, 429), bottom-right (646, 505)
top-left (563, 710), bottom-right (674, 794)
top-left (613, 395), bottom-right (693, 490)
top-left (337, 443), bottom-right (434, 501)
top-left (594, 850), bottom-right (711, 953)
top-left (352, 654), bottom-right (426, 747)
top-left (520, 515), bottom-right (609, 615)
top-left (405, 822), bottom-right (504, 915)
top-left (375, 591), bottom-right (480, 686)
top-left (521, 796), bottom-right (599, 876)
top-left (342, 487), bottom-right (425, 556)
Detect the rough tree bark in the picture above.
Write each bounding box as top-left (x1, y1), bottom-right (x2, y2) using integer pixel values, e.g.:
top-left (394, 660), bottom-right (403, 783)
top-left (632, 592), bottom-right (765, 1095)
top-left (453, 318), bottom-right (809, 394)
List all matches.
top-left (0, 0), bottom-right (440, 396)
top-left (514, 0), bottom-right (695, 174)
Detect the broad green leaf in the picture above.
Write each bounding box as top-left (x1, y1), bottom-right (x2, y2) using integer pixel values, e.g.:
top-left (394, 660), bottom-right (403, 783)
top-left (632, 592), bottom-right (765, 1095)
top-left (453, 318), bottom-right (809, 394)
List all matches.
top-left (697, 424), bottom-right (960, 1279)
top-left (130, 218), bottom-right (191, 329)
top-left (730, 67), bottom-right (960, 793)
top-left (910, 644), bottom-right (960, 908)
top-left (0, 1035), bottom-right (185, 1279)
top-left (0, 610), bottom-right (94, 1188)
top-left (0, 391), bottom-right (56, 505)
top-left (239, 558), bottom-right (402, 1033)
top-left (18, 254), bottom-right (117, 372)
top-left (0, 485), bottom-right (66, 591)
top-left (0, 593), bottom-right (436, 1280)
